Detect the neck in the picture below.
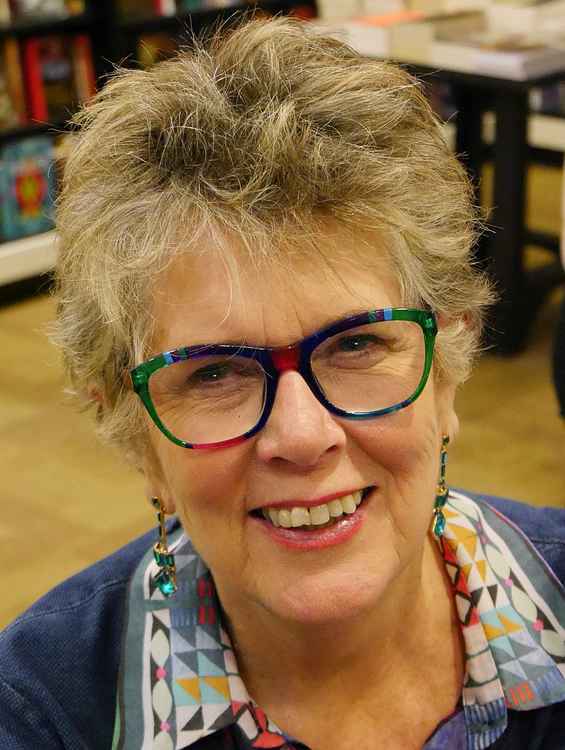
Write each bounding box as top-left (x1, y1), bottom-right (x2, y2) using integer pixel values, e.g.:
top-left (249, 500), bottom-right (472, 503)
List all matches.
top-left (218, 534), bottom-right (463, 717)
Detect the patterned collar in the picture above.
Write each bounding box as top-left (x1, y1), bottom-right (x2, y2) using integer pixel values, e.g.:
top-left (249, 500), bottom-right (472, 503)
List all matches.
top-left (112, 492), bottom-right (565, 750)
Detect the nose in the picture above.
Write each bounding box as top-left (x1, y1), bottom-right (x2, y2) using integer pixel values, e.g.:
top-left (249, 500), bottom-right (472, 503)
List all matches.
top-left (255, 371), bottom-right (346, 467)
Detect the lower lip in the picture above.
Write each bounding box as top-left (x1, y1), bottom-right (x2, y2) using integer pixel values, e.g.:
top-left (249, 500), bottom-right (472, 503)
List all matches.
top-left (250, 495), bottom-right (371, 551)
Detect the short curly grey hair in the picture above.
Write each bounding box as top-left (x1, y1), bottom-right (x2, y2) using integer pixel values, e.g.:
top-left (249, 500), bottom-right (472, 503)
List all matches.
top-left (52, 15), bottom-right (492, 465)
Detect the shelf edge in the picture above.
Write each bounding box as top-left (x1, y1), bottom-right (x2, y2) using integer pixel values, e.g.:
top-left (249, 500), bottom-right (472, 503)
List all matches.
top-left (0, 231), bottom-right (57, 285)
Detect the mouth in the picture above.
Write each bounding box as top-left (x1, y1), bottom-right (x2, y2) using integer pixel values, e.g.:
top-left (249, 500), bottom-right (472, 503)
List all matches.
top-left (250, 487), bottom-right (373, 532)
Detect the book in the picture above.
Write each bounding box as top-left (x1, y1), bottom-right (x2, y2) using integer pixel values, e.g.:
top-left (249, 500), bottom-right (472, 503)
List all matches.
top-left (317, 0), bottom-right (406, 17)
top-left (0, 135), bottom-right (56, 240)
top-left (407, 0), bottom-right (489, 10)
top-left (116, 0), bottom-right (155, 19)
top-left (23, 33), bottom-right (95, 122)
top-left (0, 37), bottom-right (26, 129)
top-left (176, 0), bottom-right (204, 9)
top-left (316, 0), bottom-right (365, 22)
top-left (431, 30), bottom-right (565, 79)
top-left (486, 0), bottom-right (565, 33)
top-left (312, 11), bottom-right (430, 61)
top-left (154, 0), bottom-right (175, 13)
top-left (363, 1), bottom-right (406, 11)
top-left (0, 0), bottom-right (10, 23)
top-left (9, 0), bottom-right (85, 19)
top-left (70, 34), bottom-right (95, 103)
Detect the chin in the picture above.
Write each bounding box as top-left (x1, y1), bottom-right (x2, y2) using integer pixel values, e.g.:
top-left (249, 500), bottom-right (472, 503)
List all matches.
top-left (257, 565), bottom-right (397, 627)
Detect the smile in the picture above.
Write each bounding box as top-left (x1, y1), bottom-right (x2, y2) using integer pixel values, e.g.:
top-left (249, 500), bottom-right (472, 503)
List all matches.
top-left (250, 487), bottom-right (373, 550)
top-left (261, 489), bottom-right (364, 529)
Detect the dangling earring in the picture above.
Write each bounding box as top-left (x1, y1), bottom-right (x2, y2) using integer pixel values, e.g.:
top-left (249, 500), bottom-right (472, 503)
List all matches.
top-left (151, 497), bottom-right (177, 597)
top-left (432, 435), bottom-right (450, 538)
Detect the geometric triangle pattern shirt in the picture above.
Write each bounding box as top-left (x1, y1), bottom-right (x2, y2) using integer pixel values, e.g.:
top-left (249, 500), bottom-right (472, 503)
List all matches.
top-left (440, 492), bottom-right (565, 748)
top-left (111, 491), bottom-right (565, 750)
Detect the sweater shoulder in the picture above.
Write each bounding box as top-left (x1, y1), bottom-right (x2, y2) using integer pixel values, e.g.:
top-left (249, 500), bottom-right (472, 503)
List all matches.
top-left (0, 523), bottom-right (175, 749)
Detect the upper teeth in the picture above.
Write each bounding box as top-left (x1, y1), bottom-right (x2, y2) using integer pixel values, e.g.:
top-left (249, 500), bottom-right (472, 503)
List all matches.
top-left (261, 491), bottom-right (364, 528)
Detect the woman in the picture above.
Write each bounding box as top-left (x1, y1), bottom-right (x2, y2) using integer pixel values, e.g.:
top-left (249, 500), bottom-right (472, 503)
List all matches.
top-left (1, 16), bottom-right (564, 750)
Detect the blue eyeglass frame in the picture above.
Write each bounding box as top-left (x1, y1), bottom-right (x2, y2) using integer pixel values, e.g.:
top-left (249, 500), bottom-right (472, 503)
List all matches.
top-left (130, 307), bottom-right (437, 450)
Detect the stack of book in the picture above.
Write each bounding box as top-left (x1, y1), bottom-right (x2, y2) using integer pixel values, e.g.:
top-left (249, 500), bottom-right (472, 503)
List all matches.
top-left (312, 9), bottom-right (484, 63)
top-left (313, 11), bottom-right (429, 61)
top-left (430, 1), bottom-right (565, 79)
top-left (313, 1), bottom-right (565, 80)
top-left (430, 30), bottom-right (565, 80)
top-left (487, 0), bottom-right (565, 31)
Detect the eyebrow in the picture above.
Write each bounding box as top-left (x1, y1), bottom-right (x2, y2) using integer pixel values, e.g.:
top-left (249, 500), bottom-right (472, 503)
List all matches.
top-left (158, 306), bottom-right (386, 355)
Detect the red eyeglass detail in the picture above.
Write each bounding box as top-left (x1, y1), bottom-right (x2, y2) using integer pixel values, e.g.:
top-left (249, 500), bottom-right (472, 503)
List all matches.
top-left (271, 346), bottom-right (300, 372)
top-left (193, 435), bottom-right (247, 450)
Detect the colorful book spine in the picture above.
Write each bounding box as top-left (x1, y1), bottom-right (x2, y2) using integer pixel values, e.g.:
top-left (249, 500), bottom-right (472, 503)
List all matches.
top-left (23, 36), bottom-right (47, 121)
top-left (2, 37), bottom-right (27, 126)
top-left (0, 0), bottom-right (10, 24)
top-left (0, 135), bottom-right (56, 240)
top-left (117, 0), bottom-right (157, 18)
top-left (154, 0), bottom-right (176, 14)
top-left (71, 34), bottom-right (96, 103)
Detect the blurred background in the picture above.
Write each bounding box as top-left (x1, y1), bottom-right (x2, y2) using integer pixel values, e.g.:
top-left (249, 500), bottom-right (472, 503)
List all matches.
top-left (1, 0), bottom-right (564, 628)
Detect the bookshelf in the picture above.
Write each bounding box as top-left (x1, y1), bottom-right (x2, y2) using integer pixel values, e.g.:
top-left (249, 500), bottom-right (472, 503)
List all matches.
top-left (0, 0), bottom-right (317, 289)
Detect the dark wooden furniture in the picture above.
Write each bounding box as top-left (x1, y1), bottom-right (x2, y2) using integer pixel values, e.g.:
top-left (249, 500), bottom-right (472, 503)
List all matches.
top-left (410, 65), bottom-right (565, 354)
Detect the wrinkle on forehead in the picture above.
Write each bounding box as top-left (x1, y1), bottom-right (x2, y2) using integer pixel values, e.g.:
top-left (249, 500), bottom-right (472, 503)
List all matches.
top-left (149, 223), bottom-right (399, 353)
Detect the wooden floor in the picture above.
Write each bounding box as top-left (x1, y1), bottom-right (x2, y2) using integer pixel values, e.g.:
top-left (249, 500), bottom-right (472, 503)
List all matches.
top-left (1, 165), bottom-right (564, 628)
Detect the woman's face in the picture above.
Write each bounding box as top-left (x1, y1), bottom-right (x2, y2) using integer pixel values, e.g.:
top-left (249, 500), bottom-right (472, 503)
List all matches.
top-left (145, 233), bottom-right (457, 627)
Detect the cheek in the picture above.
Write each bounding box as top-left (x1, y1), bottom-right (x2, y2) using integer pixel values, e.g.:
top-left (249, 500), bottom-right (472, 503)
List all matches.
top-left (346, 399), bottom-right (440, 482)
top-left (350, 414), bottom-right (441, 556)
top-left (159, 442), bottom-right (252, 521)
top-left (154, 445), bottom-right (256, 573)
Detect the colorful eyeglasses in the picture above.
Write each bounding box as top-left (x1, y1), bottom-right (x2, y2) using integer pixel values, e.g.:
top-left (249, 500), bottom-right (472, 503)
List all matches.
top-left (130, 308), bottom-right (437, 450)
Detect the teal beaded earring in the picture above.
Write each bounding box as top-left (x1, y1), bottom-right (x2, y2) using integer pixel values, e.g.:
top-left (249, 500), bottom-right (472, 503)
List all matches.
top-left (152, 497), bottom-right (177, 597)
top-left (432, 435), bottom-right (450, 538)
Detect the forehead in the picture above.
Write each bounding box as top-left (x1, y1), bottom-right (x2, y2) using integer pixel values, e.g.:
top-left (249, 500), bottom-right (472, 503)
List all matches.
top-left (150, 228), bottom-right (401, 352)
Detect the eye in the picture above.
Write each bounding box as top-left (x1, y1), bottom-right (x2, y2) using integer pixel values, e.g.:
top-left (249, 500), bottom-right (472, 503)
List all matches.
top-left (185, 358), bottom-right (264, 390)
top-left (190, 362), bottom-right (232, 383)
top-left (335, 334), bottom-right (379, 352)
